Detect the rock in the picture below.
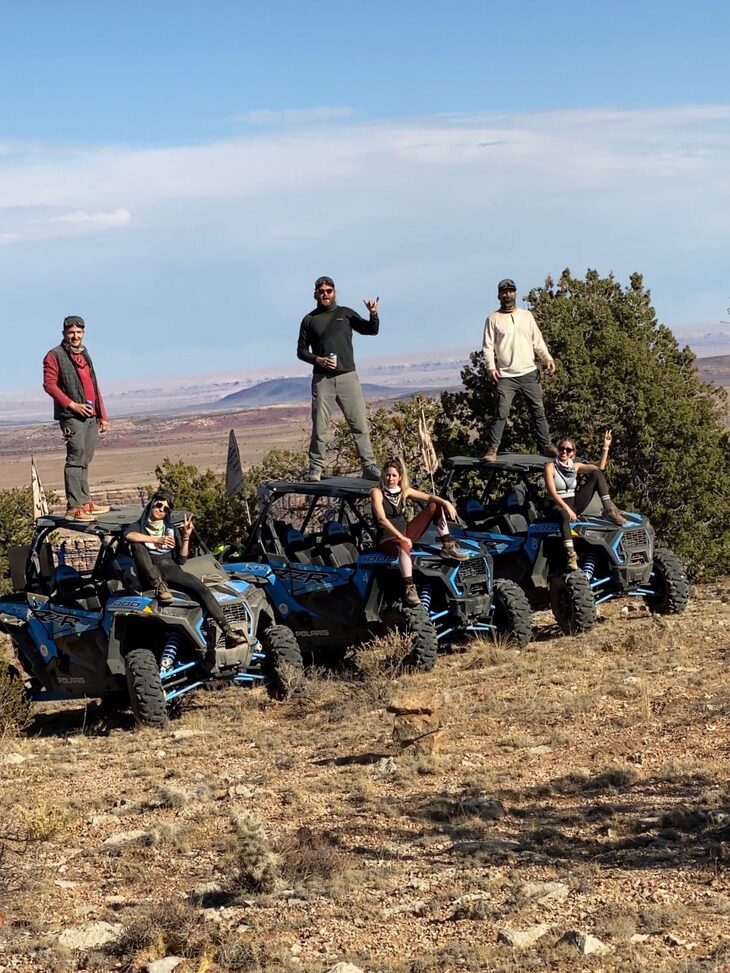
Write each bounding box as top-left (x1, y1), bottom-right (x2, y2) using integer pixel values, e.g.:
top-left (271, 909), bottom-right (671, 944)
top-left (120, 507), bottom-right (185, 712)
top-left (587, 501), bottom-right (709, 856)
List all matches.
top-left (324, 965), bottom-right (366, 973)
top-left (146, 959), bottom-right (185, 973)
top-left (385, 900), bottom-right (428, 917)
top-left (1, 752), bottom-right (27, 765)
top-left (91, 813), bottom-right (121, 828)
top-left (58, 920), bottom-right (121, 950)
top-left (497, 924), bottom-right (551, 948)
top-left (388, 690), bottom-right (445, 716)
top-left (528, 745), bottom-right (552, 755)
top-left (558, 930), bottom-right (612, 956)
top-left (665, 933), bottom-right (695, 948)
top-left (171, 729), bottom-right (202, 740)
top-left (372, 756), bottom-right (398, 777)
top-left (290, 943), bottom-right (303, 956)
top-left (228, 784), bottom-right (255, 798)
top-left (101, 829), bottom-right (149, 850)
top-left (404, 728), bottom-right (448, 754)
top-left (54, 880), bottom-right (80, 889)
top-left (392, 712), bottom-right (441, 742)
top-left (630, 933), bottom-right (651, 943)
top-left (519, 880), bottom-right (569, 904)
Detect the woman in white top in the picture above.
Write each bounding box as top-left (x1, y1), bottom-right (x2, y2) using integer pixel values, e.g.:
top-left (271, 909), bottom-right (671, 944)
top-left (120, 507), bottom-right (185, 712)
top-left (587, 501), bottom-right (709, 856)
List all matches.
top-left (544, 429), bottom-right (627, 571)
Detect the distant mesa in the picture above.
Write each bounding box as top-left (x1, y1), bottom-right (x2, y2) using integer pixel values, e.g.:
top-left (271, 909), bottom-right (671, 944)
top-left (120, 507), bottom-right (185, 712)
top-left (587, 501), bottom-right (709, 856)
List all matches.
top-left (204, 377), bottom-right (436, 410)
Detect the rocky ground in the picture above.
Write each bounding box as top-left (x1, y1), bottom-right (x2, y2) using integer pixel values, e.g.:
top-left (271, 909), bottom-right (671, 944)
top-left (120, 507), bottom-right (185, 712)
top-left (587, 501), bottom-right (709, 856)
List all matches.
top-left (1, 586), bottom-right (729, 973)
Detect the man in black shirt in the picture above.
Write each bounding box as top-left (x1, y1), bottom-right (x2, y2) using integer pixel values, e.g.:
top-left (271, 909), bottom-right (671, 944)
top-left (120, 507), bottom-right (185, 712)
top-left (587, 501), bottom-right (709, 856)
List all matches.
top-left (297, 275), bottom-right (381, 481)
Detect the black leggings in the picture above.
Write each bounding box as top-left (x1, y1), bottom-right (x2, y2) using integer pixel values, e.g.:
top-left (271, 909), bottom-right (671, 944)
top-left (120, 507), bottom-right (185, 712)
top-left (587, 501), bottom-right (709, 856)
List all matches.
top-left (547, 469), bottom-right (611, 542)
top-left (131, 545), bottom-right (227, 628)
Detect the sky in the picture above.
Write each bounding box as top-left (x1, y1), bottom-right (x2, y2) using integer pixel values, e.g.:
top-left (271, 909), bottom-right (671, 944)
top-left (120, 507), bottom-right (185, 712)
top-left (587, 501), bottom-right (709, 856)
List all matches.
top-left (1, 0), bottom-right (729, 393)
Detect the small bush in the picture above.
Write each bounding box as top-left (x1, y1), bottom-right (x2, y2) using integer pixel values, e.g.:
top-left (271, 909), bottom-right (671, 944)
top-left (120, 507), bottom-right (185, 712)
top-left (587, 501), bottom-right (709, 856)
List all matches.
top-left (228, 811), bottom-right (281, 894)
top-left (0, 658), bottom-right (31, 737)
top-left (279, 826), bottom-right (347, 885)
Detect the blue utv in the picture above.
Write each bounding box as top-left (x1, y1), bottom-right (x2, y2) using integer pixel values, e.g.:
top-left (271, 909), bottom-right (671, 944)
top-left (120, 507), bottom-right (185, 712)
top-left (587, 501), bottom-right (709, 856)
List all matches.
top-left (222, 476), bottom-right (532, 670)
top-left (0, 508), bottom-right (302, 728)
top-left (441, 454), bottom-right (689, 635)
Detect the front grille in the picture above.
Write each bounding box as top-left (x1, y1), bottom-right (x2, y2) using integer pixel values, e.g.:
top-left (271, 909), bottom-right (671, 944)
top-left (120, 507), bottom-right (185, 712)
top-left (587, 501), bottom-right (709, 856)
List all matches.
top-left (221, 600), bottom-right (253, 630)
top-left (619, 528), bottom-right (650, 562)
top-left (457, 557), bottom-right (489, 582)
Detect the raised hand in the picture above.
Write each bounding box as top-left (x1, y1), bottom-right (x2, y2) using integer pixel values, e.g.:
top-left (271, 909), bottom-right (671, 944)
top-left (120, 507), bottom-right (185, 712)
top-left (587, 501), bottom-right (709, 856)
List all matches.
top-left (180, 513), bottom-right (194, 539)
top-left (363, 297), bottom-right (379, 316)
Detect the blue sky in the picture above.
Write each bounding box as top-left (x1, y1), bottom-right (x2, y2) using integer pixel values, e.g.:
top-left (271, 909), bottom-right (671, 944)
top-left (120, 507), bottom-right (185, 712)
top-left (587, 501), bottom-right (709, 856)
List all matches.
top-left (2, 0), bottom-right (729, 392)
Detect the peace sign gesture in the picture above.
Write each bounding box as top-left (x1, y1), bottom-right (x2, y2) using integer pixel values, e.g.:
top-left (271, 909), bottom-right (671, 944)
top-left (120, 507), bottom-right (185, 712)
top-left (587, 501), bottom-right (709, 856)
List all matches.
top-left (180, 512), bottom-right (194, 539)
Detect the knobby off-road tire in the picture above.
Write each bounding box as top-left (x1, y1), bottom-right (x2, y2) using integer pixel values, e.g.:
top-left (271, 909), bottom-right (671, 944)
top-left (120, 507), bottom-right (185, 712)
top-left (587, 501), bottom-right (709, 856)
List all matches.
top-left (491, 579), bottom-right (533, 647)
top-left (399, 605), bottom-right (439, 671)
top-left (645, 548), bottom-right (689, 615)
top-left (550, 571), bottom-right (597, 635)
top-left (261, 625), bottom-right (305, 699)
top-left (124, 648), bottom-right (168, 728)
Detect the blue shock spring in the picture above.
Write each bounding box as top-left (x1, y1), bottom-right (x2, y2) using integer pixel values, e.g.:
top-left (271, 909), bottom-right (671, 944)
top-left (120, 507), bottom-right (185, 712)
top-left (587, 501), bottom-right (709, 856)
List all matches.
top-left (581, 553), bottom-right (597, 580)
top-left (419, 583), bottom-right (433, 612)
top-left (160, 631), bottom-right (184, 672)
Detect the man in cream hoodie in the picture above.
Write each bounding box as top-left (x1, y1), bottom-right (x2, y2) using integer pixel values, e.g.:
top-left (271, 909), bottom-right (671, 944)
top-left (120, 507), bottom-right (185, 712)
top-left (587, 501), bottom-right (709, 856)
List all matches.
top-left (482, 278), bottom-right (558, 461)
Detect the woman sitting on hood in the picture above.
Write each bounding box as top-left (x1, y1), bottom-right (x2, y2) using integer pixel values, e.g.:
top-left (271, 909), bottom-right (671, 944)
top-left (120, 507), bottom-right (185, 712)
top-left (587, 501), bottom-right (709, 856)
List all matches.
top-left (123, 489), bottom-right (246, 649)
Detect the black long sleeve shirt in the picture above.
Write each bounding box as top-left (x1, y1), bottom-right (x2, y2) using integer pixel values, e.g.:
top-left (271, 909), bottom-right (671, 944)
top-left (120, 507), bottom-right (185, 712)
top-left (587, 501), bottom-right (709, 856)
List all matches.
top-left (296, 303), bottom-right (380, 375)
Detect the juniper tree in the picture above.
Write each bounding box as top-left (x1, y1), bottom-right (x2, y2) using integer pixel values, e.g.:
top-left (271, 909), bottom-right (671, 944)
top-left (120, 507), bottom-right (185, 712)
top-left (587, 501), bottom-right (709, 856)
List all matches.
top-left (441, 269), bottom-right (730, 576)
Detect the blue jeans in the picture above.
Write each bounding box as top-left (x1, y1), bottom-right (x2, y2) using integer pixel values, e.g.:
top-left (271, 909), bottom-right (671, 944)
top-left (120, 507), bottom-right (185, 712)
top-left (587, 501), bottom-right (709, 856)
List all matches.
top-left (486, 369), bottom-right (551, 451)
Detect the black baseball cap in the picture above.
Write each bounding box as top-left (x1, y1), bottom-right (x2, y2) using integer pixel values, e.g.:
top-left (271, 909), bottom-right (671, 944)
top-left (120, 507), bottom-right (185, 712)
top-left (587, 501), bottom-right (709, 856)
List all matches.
top-left (314, 275), bottom-right (335, 290)
top-left (63, 315), bottom-right (85, 330)
top-left (497, 278), bottom-right (516, 292)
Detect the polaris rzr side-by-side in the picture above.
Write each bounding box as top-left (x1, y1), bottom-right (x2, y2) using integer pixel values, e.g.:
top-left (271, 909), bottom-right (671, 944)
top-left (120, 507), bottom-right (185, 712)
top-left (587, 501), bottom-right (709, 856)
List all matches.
top-left (223, 476), bottom-right (532, 669)
top-left (441, 454), bottom-right (689, 635)
top-left (0, 508), bottom-right (303, 728)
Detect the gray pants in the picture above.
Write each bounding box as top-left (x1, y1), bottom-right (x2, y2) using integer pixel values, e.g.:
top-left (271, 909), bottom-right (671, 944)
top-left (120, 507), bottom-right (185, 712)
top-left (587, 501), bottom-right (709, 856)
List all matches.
top-left (309, 371), bottom-right (375, 473)
top-left (487, 369), bottom-right (552, 451)
top-left (59, 416), bottom-right (98, 509)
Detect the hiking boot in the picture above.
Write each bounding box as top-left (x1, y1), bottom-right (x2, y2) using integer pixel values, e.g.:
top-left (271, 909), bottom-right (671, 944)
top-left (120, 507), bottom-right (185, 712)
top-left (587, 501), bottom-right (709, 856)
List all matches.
top-left (304, 470), bottom-right (321, 482)
top-left (566, 551), bottom-right (579, 572)
top-left (542, 444), bottom-right (559, 457)
top-left (603, 502), bottom-right (629, 526)
top-left (438, 536), bottom-right (470, 562)
top-left (362, 464), bottom-right (381, 481)
top-left (85, 501), bottom-right (110, 514)
top-left (65, 506), bottom-right (95, 522)
top-left (403, 582), bottom-right (421, 607)
top-left (483, 446), bottom-right (498, 463)
top-left (154, 581), bottom-right (173, 604)
top-left (224, 628), bottom-right (248, 649)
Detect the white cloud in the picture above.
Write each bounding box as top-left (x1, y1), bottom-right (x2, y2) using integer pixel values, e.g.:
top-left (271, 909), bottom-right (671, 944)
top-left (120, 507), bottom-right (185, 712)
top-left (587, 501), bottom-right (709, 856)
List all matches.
top-left (234, 106), bottom-right (354, 125)
top-left (1, 104), bottom-right (730, 389)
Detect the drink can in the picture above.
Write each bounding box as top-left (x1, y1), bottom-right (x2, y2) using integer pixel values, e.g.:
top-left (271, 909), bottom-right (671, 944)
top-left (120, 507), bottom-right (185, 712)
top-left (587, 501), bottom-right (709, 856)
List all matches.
top-left (85, 399), bottom-right (95, 416)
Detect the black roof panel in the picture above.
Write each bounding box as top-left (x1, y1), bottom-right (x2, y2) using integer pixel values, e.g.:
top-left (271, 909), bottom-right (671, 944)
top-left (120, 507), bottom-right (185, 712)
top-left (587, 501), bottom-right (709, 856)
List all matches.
top-left (443, 453), bottom-right (551, 473)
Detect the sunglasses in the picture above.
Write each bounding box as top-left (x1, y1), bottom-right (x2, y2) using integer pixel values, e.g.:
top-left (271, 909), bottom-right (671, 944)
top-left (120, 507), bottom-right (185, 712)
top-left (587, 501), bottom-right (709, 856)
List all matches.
top-left (558, 446), bottom-right (574, 455)
top-left (153, 501), bottom-right (170, 511)
top-left (316, 287), bottom-right (334, 295)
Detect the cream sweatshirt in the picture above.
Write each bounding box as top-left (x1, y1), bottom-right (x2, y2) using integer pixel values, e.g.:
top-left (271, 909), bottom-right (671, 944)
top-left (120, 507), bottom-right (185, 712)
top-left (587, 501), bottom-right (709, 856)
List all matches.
top-left (482, 307), bottom-right (553, 378)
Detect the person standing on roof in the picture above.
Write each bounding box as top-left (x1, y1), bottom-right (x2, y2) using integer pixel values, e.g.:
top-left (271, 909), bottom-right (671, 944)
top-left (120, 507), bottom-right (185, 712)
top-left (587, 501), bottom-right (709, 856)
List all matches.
top-left (297, 275), bottom-right (381, 482)
top-left (482, 279), bottom-right (558, 462)
top-left (42, 316), bottom-right (111, 522)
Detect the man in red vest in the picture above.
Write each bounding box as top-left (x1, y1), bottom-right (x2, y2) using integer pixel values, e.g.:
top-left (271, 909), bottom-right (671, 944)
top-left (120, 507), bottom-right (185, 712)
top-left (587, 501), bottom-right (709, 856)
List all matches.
top-left (42, 316), bottom-right (111, 521)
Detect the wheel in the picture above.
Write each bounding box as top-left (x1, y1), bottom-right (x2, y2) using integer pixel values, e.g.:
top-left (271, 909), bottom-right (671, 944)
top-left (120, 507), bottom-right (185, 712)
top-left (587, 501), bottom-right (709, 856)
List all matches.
top-left (124, 648), bottom-right (168, 728)
top-left (261, 625), bottom-right (305, 699)
top-left (550, 571), bottom-right (597, 635)
top-left (398, 605), bottom-right (439, 671)
top-left (645, 548), bottom-right (689, 614)
top-left (491, 579), bottom-right (533, 647)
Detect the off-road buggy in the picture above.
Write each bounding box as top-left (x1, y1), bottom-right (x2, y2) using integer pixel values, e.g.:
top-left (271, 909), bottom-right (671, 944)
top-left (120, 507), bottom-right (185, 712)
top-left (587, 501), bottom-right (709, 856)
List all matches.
top-left (440, 454), bottom-right (689, 635)
top-left (0, 508), bottom-right (303, 728)
top-left (223, 476), bottom-right (532, 669)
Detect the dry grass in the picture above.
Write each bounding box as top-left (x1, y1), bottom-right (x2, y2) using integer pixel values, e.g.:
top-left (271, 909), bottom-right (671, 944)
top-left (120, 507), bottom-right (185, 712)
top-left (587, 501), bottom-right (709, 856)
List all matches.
top-left (0, 585), bottom-right (729, 972)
